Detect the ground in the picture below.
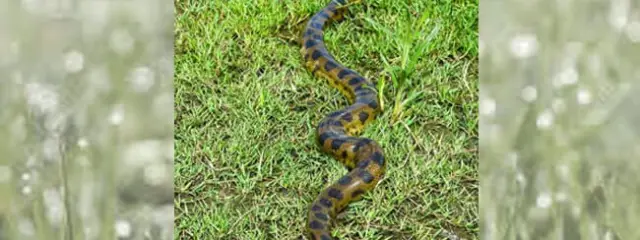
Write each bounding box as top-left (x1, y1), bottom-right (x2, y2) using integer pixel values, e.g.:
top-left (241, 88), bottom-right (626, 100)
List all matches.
top-left (174, 0), bottom-right (478, 239)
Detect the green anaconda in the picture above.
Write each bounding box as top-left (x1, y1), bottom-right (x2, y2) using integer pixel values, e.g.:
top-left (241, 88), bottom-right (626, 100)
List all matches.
top-left (300, 0), bottom-right (386, 239)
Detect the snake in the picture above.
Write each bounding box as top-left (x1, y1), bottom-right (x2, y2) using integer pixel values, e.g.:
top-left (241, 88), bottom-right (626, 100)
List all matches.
top-left (300, 0), bottom-right (386, 239)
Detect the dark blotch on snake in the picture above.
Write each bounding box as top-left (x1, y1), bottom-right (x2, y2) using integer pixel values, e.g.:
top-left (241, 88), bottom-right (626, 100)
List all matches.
top-left (337, 69), bottom-right (354, 79)
top-left (311, 21), bottom-right (323, 29)
top-left (358, 170), bottom-right (375, 184)
top-left (371, 151), bottom-right (384, 166)
top-left (305, 29), bottom-right (315, 37)
top-left (311, 204), bottom-right (322, 212)
top-left (357, 159), bottom-right (370, 168)
top-left (318, 132), bottom-right (333, 144)
top-left (340, 113), bottom-right (353, 122)
top-left (324, 60), bottom-right (338, 71)
top-left (358, 112), bottom-right (369, 123)
top-left (320, 198), bottom-right (332, 208)
top-left (348, 76), bottom-right (364, 86)
top-left (315, 212), bottom-right (329, 221)
top-left (353, 138), bottom-right (371, 152)
top-left (320, 119), bottom-right (342, 128)
top-left (327, 188), bottom-right (344, 200)
top-left (305, 39), bottom-right (317, 49)
top-left (330, 120), bottom-right (343, 127)
top-left (364, 98), bottom-right (378, 109)
top-left (338, 175), bottom-right (352, 185)
top-left (312, 50), bottom-right (323, 60)
top-left (309, 220), bottom-right (324, 230)
top-left (330, 138), bottom-right (346, 150)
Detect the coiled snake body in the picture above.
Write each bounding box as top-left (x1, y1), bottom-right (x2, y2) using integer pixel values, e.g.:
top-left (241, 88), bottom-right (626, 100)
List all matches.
top-left (301, 0), bottom-right (386, 239)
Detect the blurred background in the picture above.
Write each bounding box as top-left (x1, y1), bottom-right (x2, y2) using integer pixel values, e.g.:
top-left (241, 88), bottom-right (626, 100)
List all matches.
top-left (0, 0), bottom-right (174, 239)
top-left (480, 0), bottom-right (640, 239)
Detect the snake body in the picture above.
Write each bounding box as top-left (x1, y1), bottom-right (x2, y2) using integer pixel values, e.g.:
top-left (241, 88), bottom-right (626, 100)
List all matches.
top-left (301, 0), bottom-right (386, 239)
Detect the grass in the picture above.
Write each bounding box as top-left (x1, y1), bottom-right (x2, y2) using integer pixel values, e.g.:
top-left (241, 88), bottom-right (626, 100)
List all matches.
top-left (174, 0), bottom-right (478, 239)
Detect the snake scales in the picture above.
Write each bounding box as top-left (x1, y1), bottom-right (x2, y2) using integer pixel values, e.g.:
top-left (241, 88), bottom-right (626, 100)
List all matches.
top-left (300, 0), bottom-right (386, 239)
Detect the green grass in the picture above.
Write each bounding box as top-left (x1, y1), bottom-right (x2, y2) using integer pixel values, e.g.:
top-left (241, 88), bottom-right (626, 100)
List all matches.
top-left (174, 0), bottom-right (478, 239)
